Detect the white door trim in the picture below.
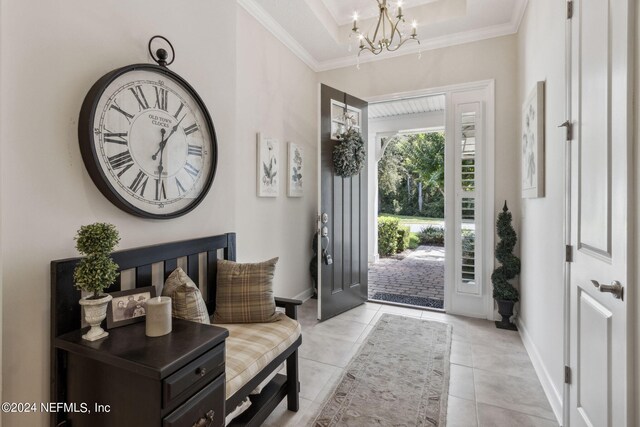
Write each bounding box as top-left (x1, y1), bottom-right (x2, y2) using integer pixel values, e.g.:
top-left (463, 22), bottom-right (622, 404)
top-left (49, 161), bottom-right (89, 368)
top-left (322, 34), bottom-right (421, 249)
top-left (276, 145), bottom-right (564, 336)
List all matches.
top-left (365, 79), bottom-right (495, 320)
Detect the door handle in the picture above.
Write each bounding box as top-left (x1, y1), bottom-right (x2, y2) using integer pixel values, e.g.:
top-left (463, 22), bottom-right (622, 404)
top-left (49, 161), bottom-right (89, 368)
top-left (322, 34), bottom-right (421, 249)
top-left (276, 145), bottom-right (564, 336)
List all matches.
top-left (590, 280), bottom-right (624, 300)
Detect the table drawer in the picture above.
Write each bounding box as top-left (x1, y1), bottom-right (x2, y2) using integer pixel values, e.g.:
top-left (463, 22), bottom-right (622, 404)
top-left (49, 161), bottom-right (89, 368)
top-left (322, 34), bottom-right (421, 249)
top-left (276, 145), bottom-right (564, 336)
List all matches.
top-left (163, 373), bottom-right (225, 427)
top-left (163, 343), bottom-right (225, 408)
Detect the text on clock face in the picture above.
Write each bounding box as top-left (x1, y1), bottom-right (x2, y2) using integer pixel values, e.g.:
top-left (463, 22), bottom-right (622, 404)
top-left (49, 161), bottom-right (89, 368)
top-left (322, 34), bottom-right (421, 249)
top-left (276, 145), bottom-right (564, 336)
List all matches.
top-left (95, 78), bottom-right (211, 208)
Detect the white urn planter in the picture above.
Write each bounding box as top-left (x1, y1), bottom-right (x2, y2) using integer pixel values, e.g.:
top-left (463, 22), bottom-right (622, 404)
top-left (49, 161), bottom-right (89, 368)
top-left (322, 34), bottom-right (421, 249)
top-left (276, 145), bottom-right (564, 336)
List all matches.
top-left (79, 294), bottom-right (112, 341)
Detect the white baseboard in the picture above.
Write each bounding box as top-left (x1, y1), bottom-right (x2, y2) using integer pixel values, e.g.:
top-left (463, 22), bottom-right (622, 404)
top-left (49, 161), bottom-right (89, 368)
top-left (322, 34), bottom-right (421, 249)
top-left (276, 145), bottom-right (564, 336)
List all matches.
top-left (517, 319), bottom-right (563, 425)
top-left (293, 288), bottom-right (314, 302)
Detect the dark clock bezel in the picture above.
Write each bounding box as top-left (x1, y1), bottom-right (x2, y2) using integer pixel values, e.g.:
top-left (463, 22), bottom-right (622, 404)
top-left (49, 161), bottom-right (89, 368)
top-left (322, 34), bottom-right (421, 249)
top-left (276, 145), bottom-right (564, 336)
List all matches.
top-left (78, 63), bottom-right (218, 219)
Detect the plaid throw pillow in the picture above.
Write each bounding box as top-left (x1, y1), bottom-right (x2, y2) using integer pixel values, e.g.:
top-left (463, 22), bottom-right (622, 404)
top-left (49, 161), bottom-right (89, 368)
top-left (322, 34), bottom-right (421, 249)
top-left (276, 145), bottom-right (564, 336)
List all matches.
top-left (163, 268), bottom-right (210, 324)
top-left (213, 258), bottom-right (279, 324)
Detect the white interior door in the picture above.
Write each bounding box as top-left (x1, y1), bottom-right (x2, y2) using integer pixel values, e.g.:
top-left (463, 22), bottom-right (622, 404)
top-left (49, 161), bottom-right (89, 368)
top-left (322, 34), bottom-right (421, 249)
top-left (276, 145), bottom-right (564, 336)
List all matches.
top-left (568, 0), bottom-right (633, 426)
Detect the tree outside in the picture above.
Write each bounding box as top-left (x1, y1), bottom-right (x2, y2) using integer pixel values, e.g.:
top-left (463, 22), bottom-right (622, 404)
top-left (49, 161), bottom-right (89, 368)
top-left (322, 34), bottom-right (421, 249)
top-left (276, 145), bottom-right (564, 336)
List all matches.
top-left (378, 132), bottom-right (445, 219)
top-left (377, 132), bottom-right (447, 254)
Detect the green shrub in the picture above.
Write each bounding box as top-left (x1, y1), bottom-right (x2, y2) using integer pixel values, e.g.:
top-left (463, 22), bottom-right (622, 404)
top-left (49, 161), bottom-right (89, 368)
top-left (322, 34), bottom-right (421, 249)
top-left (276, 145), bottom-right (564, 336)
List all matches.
top-left (378, 217), bottom-right (399, 256)
top-left (419, 225), bottom-right (445, 246)
top-left (408, 233), bottom-right (420, 250)
top-left (396, 226), bottom-right (411, 252)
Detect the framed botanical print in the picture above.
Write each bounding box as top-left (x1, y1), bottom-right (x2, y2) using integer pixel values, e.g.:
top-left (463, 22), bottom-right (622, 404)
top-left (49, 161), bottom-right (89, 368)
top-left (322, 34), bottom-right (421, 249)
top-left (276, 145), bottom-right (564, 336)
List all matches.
top-left (522, 81), bottom-right (545, 198)
top-left (287, 143), bottom-right (303, 197)
top-left (257, 133), bottom-right (279, 197)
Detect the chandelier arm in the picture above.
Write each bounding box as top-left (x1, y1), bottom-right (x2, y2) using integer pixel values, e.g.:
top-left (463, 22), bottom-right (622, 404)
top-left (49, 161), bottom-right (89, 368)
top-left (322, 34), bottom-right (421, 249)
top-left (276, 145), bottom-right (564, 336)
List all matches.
top-left (386, 37), bottom-right (420, 52)
top-left (389, 16), bottom-right (403, 46)
top-left (371, 4), bottom-right (384, 46)
top-left (362, 35), bottom-right (377, 51)
top-left (384, 7), bottom-right (398, 45)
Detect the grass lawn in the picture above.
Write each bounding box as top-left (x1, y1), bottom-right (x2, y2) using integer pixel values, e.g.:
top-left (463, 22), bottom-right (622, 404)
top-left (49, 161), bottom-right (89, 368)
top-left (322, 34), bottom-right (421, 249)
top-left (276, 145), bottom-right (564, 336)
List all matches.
top-left (378, 214), bottom-right (444, 225)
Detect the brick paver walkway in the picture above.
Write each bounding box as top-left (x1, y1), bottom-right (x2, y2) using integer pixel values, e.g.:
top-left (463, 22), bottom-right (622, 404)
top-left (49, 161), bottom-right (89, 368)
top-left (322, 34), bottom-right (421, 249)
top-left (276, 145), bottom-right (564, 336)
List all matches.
top-left (368, 246), bottom-right (445, 302)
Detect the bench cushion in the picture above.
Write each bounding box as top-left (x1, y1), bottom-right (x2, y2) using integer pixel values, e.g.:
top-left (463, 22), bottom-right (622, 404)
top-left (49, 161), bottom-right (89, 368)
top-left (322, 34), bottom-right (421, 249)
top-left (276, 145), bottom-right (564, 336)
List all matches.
top-left (212, 312), bottom-right (301, 399)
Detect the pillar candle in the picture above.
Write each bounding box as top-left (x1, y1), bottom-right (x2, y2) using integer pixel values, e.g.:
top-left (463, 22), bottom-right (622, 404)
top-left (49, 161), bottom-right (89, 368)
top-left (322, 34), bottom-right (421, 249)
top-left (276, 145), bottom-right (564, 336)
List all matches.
top-left (146, 296), bottom-right (172, 337)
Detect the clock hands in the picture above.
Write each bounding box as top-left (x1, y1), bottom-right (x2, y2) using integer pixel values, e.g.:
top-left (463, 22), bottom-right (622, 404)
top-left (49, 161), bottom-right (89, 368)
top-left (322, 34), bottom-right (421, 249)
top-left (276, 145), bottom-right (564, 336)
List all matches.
top-left (155, 128), bottom-right (167, 176)
top-left (151, 115), bottom-right (188, 177)
top-left (151, 114), bottom-right (186, 161)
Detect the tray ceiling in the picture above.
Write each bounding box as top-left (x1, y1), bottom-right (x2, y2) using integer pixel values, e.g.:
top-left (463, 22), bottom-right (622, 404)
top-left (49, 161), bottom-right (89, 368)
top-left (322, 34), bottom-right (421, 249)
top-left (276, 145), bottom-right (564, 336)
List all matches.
top-left (238, 0), bottom-right (528, 71)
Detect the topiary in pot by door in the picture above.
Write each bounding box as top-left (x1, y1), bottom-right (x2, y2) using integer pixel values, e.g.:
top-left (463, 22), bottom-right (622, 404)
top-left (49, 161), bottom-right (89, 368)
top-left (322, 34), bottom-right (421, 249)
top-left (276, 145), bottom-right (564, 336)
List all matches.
top-left (491, 202), bottom-right (521, 330)
top-left (73, 223), bottom-right (120, 341)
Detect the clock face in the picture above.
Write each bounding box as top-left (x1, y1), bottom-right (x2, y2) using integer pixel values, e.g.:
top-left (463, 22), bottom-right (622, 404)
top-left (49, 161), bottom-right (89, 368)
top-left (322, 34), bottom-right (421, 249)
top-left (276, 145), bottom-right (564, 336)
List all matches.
top-left (79, 64), bottom-right (217, 218)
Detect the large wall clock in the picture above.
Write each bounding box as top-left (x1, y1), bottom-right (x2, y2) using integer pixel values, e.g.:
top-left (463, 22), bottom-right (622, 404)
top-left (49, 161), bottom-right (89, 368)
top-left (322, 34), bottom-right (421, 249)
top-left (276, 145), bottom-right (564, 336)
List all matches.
top-left (78, 39), bottom-right (217, 219)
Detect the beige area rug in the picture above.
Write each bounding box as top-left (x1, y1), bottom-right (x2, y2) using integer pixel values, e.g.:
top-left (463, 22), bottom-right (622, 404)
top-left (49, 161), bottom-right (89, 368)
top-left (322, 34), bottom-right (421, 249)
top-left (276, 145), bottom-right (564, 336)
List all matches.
top-left (312, 314), bottom-right (452, 427)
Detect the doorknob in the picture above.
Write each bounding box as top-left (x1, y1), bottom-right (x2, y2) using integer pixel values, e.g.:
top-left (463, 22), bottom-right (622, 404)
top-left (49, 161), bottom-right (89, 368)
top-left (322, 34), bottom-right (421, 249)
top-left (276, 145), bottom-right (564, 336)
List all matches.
top-left (590, 280), bottom-right (624, 300)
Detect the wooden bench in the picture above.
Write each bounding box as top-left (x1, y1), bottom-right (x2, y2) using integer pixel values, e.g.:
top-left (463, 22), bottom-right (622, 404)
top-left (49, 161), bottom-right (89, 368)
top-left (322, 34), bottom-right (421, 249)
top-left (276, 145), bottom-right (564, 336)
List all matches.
top-left (51, 233), bottom-right (302, 427)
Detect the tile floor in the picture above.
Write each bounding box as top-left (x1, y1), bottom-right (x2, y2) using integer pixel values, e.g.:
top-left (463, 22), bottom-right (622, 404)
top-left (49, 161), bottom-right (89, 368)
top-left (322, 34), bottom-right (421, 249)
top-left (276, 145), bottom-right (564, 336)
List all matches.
top-left (262, 299), bottom-right (559, 427)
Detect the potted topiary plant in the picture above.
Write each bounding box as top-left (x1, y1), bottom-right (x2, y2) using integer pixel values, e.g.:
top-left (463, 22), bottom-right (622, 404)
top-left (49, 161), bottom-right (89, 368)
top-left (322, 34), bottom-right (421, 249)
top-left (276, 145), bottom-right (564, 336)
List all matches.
top-left (73, 222), bottom-right (120, 341)
top-left (491, 202), bottom-right (521, 330)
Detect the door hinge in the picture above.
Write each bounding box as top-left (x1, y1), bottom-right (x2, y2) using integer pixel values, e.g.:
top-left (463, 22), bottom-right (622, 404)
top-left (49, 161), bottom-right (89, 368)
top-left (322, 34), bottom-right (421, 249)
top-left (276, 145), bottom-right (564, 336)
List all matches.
top-left (564, 366), bottom-right (572, 384)
top-left (559, 120), bottom-right (573, 141)
top-left (565, 245), bottom-right (574, 262)
top-left (567, 1), bottom-right (573, 19)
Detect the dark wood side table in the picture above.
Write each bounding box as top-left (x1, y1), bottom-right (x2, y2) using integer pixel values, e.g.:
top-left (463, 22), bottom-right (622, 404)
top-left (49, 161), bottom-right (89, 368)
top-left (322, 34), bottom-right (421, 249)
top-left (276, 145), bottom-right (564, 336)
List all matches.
top-left (54, 318), bottom-right (229, 427)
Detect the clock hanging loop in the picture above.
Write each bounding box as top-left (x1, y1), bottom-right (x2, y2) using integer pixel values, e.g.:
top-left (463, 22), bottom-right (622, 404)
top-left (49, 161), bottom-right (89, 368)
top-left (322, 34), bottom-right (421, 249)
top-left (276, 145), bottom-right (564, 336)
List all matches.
top-left (148, 35), bottom-right (176, 67)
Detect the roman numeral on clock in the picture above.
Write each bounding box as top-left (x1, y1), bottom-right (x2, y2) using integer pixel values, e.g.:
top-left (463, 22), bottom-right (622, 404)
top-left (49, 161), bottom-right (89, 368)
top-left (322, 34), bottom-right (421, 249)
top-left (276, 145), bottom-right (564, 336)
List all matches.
top-left (175, 177), bottom-right (187, 196)
top-left (107, 151), bottom-right (134, 177)
top-left (154, 87), bottom-right (168, 111)
top-left (184, 163), bottom-right (200, 179)
top-left (129, 85), bottom-right (150, 111)
top-left (129, 170), bottom-right (149, 196)
top-left (174, 102), bottom-right (185, 119)
top-left (184, 123), bottom-right (199, 136)
top-left (109, 102), bottom-right (135, 123)
top-left (103, 131), bottom-right (128, 145)
top-left (187, 144), bottom-right (203, 157)
top-left (155, 179), bottom-right (167, 201)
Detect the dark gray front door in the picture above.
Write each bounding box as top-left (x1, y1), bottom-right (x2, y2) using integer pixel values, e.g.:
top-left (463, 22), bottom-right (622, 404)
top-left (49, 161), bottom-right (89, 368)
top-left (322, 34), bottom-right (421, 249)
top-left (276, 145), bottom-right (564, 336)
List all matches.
top-left (319, 84), bottom-right (368, 320)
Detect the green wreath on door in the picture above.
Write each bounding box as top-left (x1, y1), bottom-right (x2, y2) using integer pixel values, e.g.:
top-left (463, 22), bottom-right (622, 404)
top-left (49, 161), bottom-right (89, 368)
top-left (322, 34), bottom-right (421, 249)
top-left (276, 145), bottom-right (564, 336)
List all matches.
top-left (333, 128), bottom-right (366, 177)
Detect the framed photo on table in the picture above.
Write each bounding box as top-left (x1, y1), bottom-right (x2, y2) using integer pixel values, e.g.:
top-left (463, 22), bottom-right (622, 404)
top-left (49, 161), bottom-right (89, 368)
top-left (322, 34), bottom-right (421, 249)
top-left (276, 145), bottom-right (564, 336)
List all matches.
top-left (106, 286), bottom-right (156, 329)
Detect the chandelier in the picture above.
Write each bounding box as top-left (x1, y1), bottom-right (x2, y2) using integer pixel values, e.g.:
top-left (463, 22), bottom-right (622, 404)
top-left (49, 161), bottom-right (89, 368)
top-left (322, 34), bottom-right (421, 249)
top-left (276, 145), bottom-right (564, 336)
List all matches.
top-left (351, 0), bottom-right (420, 56)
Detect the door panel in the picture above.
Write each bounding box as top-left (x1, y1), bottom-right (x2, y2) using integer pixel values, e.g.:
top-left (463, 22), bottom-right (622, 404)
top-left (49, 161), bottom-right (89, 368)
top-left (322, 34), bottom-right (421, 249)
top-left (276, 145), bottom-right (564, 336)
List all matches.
top-left (319, 84), bottom-right (368, 320)
top-left (577, 290), bottom-right (611, 427)
top-left (569, 0), bottom-right (631, 425)
top-left (578, 0), bottom-right (611, 254)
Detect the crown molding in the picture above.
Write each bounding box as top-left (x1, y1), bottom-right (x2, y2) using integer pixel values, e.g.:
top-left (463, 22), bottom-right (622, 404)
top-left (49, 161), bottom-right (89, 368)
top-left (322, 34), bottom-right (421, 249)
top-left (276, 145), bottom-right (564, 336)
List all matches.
top-left (237, 0), bottom-right (320, 72)
top-left (238, 0), bottom-right (529, 73)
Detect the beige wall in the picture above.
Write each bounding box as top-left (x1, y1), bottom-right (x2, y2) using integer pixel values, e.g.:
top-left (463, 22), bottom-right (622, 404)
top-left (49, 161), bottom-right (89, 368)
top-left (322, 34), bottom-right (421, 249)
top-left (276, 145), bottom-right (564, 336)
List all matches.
top-left (0, 1), bottom-right (316, 425)
top-left (516, 0), bottom-right (566, 420)
top-left (235, 8), bottom-right (317, 299)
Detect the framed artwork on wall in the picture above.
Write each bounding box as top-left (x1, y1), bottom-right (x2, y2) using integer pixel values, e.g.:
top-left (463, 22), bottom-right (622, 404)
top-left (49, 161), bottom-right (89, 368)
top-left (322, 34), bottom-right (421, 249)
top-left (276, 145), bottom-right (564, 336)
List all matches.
top-left (257, 133), bottom-right (279, 197)
top-left (287, 142), bottom-right (303, 197)
top-left (521, 81), bottom-right (545, 198)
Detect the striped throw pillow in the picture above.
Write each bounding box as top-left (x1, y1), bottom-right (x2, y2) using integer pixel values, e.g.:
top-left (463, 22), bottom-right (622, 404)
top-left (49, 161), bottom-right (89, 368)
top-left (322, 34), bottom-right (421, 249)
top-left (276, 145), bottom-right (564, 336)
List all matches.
top-left (163, 268), bottom-right (210, 324)
top-left (213, 258), bottom-right (279, 324)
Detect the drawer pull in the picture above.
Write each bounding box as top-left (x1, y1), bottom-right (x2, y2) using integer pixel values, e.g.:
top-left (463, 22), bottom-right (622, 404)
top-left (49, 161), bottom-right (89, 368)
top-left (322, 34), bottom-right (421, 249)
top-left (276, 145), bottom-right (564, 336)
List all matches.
top-left (192, 409), bottom-right (215, 427)
top-left (196, 367), bottom-right (207, 377)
